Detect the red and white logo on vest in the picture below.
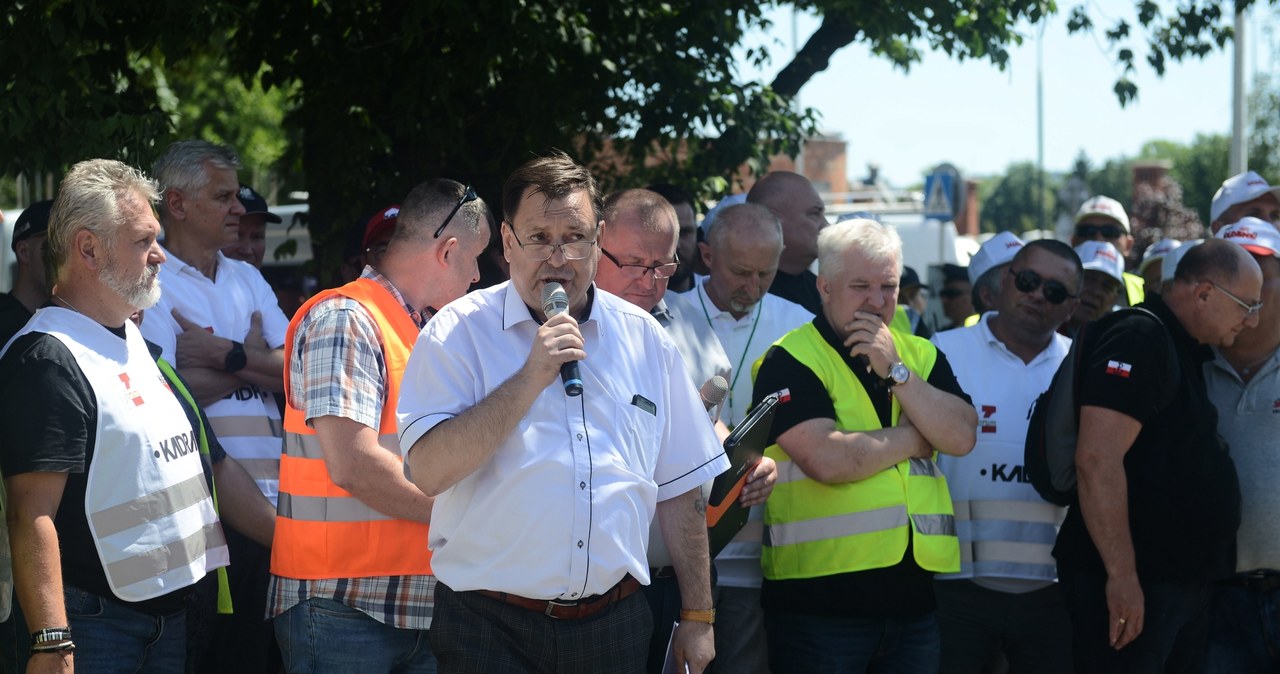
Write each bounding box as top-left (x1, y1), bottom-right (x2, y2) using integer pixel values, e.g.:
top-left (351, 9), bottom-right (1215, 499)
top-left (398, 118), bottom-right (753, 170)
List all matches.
top-left (118, 372), bottom-right (144, 406)
top-left (1105, 360), bottom-right (1132, 378)
top-left (979, 405), bottom-right (997, 433)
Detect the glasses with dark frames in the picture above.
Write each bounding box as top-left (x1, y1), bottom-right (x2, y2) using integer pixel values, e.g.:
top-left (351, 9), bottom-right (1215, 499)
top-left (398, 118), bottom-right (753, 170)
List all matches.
top-left (433, 184), bottom-right (479, 238)
top-left (1009, 267), bottom-right (1077, 305)
top-left (1074, 223), bottom-right (1125, 240)
top-left (600, 248), bottom-right (679, 281)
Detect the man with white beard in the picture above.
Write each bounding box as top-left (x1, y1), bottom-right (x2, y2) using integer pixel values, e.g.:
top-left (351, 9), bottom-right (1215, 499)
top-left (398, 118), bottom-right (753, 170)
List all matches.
top-left (0, 159), bottom-right (230, 672)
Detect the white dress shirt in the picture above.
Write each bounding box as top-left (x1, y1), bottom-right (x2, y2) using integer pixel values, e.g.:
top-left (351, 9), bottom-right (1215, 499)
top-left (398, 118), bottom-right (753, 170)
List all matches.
top-left (141, 247), bottom-right (289, 504)
top-left (397, 283), bottom-right (729, 601)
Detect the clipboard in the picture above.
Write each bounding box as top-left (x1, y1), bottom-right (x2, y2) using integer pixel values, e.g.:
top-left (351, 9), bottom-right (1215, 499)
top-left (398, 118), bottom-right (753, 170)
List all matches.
top-left (705, 389), bottom-right (786, 559)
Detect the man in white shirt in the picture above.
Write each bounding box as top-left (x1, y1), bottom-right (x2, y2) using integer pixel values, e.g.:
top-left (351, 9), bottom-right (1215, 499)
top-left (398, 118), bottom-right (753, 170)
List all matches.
top-left (693, 202), bottom-right (812, 673)
top-left (931, 239), bottom-right (1084, 673)
top-left (397, 153), bottom-right (729, 674)
top-left (142, 140), bottom-right (290, 673)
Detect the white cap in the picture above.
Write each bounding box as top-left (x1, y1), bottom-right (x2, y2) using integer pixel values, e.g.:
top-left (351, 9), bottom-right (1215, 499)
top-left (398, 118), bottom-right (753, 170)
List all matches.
top-left (1162, 239), bottom-right (1204, 285)
top-left (1137, 239), bottom-right (1182, 275)
top-left (968, 231), bottom-right (1024, 285)
top-left (1075, 195), bottom-right (1131, 233)
top-left (1210, 171), bottom-right (1280, 223)
top-left (1075, 241), bottom-right (1125, 284)
top-left (700, 193), bottom-right (747, 235)
top-left (1216, 216), bottom-right (1280, 258)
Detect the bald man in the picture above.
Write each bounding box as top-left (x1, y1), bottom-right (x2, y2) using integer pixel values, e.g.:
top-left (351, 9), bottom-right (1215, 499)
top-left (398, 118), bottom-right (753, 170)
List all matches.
top-left (747, 172), bottom-right (827, 315)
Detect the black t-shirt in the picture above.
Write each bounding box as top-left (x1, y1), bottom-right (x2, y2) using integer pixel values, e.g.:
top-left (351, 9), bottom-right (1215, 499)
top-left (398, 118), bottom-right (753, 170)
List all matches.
top-left (1052, 295), bottom-right (1240, 582)
top-left (752, 314), bottom-right (972, 619)
top-left (0, 292), bottom-right (33, 346)
top-left (768, 269), bottom-right (822, 316)
top-left (0, 324), bottom-right (226, 615)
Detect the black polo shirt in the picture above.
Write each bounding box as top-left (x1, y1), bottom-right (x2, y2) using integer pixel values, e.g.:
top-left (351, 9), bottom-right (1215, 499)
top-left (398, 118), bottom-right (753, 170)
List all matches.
top-left (768, 269), bottom-right (822, 316)
top-left (1052, 295), bottom-right (1240, 582)
top-left (752, 313), bottom-right (971, 619)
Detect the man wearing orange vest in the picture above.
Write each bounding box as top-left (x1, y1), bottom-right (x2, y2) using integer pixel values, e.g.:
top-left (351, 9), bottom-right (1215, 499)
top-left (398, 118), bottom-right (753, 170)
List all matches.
top-left (270, 179), bottom-right (491, 672)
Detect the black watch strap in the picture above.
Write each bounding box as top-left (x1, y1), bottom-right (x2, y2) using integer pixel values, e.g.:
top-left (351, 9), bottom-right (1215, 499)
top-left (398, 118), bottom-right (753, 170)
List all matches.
top-left (224, 341), bottom-right (247, 373)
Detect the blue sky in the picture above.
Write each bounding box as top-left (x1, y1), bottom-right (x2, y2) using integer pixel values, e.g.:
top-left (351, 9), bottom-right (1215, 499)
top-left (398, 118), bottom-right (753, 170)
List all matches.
top-left (737, 4), bottom-right (1276, 187)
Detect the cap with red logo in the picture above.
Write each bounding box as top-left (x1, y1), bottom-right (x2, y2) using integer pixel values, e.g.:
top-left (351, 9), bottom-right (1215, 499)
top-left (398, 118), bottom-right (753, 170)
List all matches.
top-left (362, 205), bottom-right (401, 250)
top-left (1075, 241), bottom-right (1125, 283)
top-left (1138, 238), bottom-right (1182, 274)
top-left (1210, 171), bottom-right (1280, 224)
top-left (1075, 195), bottom-right (1131, 233)
top-left (968, 231), bottom-right (1024, 285)
top-left (1215, 216), bottom-right (1280, 259)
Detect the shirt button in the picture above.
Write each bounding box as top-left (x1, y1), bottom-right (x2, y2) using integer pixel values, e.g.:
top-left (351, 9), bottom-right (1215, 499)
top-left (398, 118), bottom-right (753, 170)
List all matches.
top-left (578, 540), bottom-right (584, 548)
top-left (579, 481), bottom-right (586, 490)
top-left (577, 433), bottom-right (584, 441)
top-left (571, 592), bottom-right (578, 597)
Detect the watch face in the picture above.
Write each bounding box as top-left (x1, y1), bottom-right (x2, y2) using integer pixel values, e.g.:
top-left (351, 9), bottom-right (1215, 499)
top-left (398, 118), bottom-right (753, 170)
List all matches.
top-left (890, 363), bottom-right (910, 384)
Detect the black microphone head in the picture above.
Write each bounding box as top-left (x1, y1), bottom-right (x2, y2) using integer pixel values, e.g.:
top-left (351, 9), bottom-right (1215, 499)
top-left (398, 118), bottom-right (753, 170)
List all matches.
top-left (700, 374), bottom-right (729, 408)
top-left (541, 282), bottom-right (569, 318)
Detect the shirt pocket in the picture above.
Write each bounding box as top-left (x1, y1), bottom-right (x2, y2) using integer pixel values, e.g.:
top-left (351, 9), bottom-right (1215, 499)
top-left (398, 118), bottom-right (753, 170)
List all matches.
top-left (613, 400), bottom-right (661, 480)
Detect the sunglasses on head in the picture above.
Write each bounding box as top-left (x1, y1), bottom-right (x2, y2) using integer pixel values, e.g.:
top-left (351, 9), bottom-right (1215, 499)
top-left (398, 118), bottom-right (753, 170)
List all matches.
top-left (1075, 223), bottom-right (1125, 240)
top-left (1009, 268), bottom-right (1076, 305)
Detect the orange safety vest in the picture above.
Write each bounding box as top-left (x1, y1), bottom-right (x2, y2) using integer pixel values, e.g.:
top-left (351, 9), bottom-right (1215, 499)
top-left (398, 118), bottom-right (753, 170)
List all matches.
top-left (270, 278), bottom-right (432, 579)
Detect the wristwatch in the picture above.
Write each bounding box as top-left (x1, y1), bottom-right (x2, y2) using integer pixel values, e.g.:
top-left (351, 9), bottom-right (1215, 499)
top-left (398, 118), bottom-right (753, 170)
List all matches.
top-left (224, 341), bottom-right (247, 373)
top-left (885, 362), bottom-right (911, 387)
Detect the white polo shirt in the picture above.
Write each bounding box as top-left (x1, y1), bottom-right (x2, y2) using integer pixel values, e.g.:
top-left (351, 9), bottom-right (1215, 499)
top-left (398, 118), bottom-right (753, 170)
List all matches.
top-left (691, 275), bottom-right (812, 589)
top-left (141, 247), bottom-right (290, 504)
top-left (397, 282), bottom-right (729, 601)
top-left (931, 313), bottom-right (1070, 589)
top-left (690, 275), bottom-right (813, 429)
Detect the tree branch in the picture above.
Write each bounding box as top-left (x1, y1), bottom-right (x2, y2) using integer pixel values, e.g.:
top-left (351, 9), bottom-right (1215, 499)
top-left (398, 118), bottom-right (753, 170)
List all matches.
top-left (770, 12), bottom-right (858, 98)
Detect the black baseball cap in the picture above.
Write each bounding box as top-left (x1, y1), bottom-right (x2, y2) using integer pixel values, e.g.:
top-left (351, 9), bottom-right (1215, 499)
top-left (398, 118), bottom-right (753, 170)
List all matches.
top-left (12, 200), bottom-right (53, 252)
top-left (900, 266), bottom-right (929, 290)
top-left (237, 184), bottom-right (282, 223)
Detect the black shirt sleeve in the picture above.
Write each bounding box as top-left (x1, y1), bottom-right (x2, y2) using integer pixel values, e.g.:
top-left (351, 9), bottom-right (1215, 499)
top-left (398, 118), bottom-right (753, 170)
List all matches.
top-left (1077, 313), bottom-right (1171, 424)
top-left (753, 344), bottom-right (835, 445)
top-left (0, 333), bottom-right (94, 476)
top-left (927, 349), bottom-right (971, 406)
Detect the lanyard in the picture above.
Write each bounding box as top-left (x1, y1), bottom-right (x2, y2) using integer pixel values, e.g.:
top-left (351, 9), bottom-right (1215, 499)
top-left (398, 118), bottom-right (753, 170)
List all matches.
top-left (697, 283), bottom-right (762, 426)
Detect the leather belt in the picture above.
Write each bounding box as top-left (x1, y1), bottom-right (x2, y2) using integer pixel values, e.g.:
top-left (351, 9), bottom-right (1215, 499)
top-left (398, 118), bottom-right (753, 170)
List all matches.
top-left (474, 574), bottom-right (642, 620)
top-left (1221, 572), bottom-right (1280, 593)
top-left (650, 566), bottom-right (677, 579)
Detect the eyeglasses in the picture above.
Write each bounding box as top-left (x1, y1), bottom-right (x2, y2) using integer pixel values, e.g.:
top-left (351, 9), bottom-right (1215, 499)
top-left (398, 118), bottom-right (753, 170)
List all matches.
top-left (1009, 268), bottom-right (1077, 305)
top-left (600, 248), bottom-right (679, 280)
top-left (1206, 281), bottom-right (1263, 319)
top-left (433, 184), bottom-right (479, 239)
top-left (506, 222), bottom-right (599, 261)
top-left (1075, 223), bottom-right (1125, 240)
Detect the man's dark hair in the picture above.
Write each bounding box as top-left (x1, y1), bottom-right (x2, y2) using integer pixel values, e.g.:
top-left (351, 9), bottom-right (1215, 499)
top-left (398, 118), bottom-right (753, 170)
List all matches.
top-left (502, 151), bottom-right (601, 226)
top-left (645, 183), bottom-right (693, 210)
top-left (397, 179), bottom-right (488, 243)
top-left (1176, 239), bottom-right (1246, 285)
top-left (1015, 239), bottom-right (1085, 293)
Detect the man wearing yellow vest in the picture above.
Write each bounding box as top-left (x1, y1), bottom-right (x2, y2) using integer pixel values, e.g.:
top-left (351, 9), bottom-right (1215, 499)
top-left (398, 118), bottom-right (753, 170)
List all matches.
top-left (1072, 195), bottom-right (1145, 308)
top-left (270, 179), bottom-right (490, 672)
top-left (751, 217), bottom-right (977, 672)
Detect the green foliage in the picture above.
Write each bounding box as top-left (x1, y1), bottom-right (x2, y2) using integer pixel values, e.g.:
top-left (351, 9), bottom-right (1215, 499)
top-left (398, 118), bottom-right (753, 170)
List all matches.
top-left (979, 161), bottom-right (1059, 233)
top-left (1137, 135), bottom-right (1228, 223)
top-left (1248, 72), bottom-right (1280, 182)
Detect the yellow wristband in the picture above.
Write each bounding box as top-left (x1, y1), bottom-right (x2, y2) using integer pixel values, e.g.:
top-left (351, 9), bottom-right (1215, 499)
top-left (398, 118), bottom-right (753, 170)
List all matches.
top-left (679, 608), bottom-right (716, 624)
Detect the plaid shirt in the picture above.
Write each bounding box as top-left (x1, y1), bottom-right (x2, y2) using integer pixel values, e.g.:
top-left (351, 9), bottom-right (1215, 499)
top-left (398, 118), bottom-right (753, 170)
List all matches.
top-left (268, 267), bottom-right (436, 628)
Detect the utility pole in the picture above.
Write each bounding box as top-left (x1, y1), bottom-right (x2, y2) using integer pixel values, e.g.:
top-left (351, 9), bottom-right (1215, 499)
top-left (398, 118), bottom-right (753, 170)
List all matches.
top-left (1229, 3), bottom-right (1248, 174)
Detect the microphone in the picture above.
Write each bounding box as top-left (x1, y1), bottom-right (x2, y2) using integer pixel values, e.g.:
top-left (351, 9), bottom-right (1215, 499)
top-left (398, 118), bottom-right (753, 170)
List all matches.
top-left (699, 375), bottom-right (729, 412)
top-left (540, 282), bottom-right (583, 396)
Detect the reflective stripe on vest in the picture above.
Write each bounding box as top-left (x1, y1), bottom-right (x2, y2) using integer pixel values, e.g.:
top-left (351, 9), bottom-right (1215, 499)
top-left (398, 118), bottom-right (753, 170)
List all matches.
top-left (943, 498), bottom-right (1063, 582)
top-left (19, 309), bottom-right (228, 601)
top-left (755, 322), bottom-right (961, 580)
top-left (271, 278), bottom-right (432, 581)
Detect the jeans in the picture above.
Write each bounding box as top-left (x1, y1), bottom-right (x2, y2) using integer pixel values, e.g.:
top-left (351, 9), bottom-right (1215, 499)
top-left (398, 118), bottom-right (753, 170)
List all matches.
top-left (711, 584), bottom-right (769, 674)
top-left (63, 584), bottom-right (186, 673)
top-left (934, 579), bottom-right (1072, 674)
top-left (1203, 583), bottom-right (1280, 673)
top-left (765, 609), bottom-right (940, 674)
top-left (274, 597), bottom-right (435, 674)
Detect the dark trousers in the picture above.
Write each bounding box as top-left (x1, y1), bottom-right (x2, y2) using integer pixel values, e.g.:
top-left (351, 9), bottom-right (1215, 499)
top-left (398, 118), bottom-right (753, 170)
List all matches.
top-left (1058, 566), bottom-right (1210, 674)
top-left (430, 581), bottom-right (652, 674)
top-left (640, 573), bottom-right (681, 674)
top-left (197, 526), bottom-right (282, 673)
top-left (934, 579), bottom-right (1072, 674)
top-left (1202, 581), bottom-right (1280, 673)
top-left (765, 609), bottom-right (940, 674)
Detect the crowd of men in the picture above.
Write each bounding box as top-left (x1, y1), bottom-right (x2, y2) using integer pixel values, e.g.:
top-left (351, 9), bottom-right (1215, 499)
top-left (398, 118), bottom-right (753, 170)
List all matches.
top-left (0, 140), bottom-right (1276, 674)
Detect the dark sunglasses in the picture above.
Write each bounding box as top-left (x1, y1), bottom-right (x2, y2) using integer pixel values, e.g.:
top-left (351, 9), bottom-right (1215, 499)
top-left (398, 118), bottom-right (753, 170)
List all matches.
top-left (1009, 268), bottom-right (1076, 305)
top-left (1074, 223), bottom-right (1124, 240)
top-left (434, 184), bottom-right (479, 238)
